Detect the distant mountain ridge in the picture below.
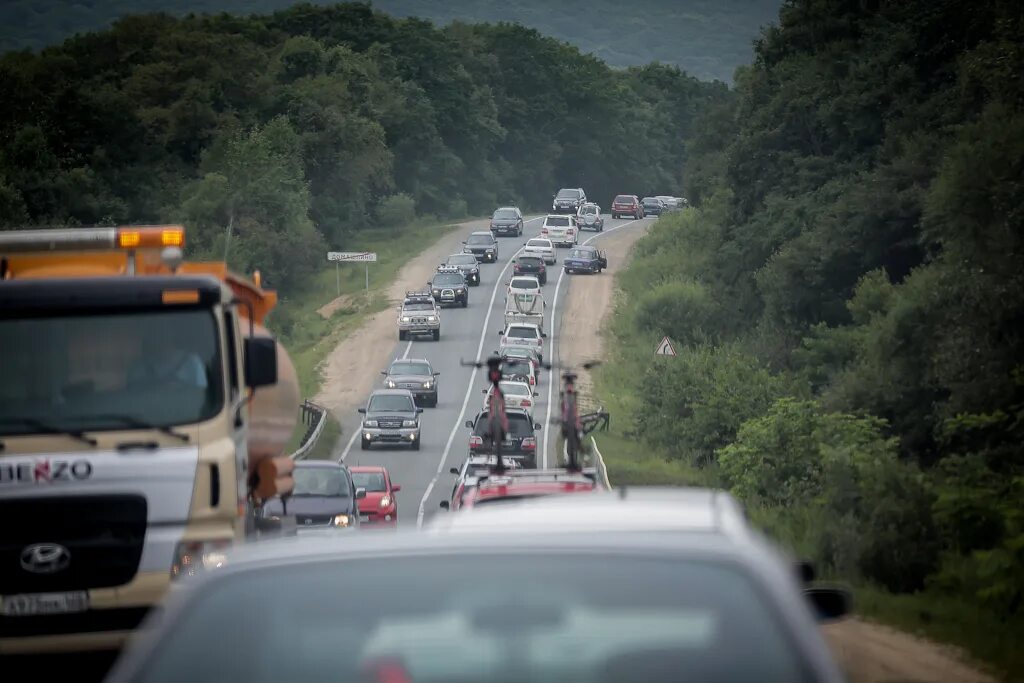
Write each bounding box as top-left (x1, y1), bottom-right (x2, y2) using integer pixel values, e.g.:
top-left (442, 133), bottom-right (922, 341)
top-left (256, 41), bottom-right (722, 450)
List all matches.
top-left (0, 0), bottom-right (782, 82)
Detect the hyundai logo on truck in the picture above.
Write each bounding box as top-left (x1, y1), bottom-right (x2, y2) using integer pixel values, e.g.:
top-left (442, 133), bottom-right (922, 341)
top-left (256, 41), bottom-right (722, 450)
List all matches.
top-left (0, 459), bottom-right (93, 485)
top-left (20, 543), bottom-right (72, 574)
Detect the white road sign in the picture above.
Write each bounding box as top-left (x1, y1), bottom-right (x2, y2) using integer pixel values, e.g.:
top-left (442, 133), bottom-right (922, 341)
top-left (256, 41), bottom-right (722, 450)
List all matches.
top-left (327, 251), bottom-right (377, 262)
top-left (655, 336), bottom-right (677, 357)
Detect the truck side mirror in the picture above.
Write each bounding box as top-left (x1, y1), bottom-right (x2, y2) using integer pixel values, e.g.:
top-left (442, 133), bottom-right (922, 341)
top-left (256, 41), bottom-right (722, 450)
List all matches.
top-left (244, 337), bottom-right (278, 388)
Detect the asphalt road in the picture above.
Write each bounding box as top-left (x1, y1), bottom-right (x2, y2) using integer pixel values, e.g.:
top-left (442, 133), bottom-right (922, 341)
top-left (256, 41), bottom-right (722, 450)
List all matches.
top-left (332, 213), bottom-right (651, 528)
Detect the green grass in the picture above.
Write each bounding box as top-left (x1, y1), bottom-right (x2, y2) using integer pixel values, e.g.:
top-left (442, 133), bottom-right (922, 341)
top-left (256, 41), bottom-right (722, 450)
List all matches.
top-left (852, 585), bottom-right (1022, 682)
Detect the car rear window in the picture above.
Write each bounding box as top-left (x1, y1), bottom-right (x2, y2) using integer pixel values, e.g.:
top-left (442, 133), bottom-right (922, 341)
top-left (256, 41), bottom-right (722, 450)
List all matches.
top-left (614, 195), bottom-right (633, 202)
top-left (506, 326), bottom-right (538, 339)
top-left (475, 412), bottom-right (534, 437)
top-left (134, 554), bottom-right (809, 683)
top-left (556, 189), bottom-right (580, 198)
top-left (502, 360), bottom-right (533, 375)
top-left (517, 257), bottom-right (542, 266)
top-left (493, 209), bottom-right (517, 219)
top-left (546, 217), bottom-right (570, 227)
top-left (500, 383), bottom-right (530, 396)
top-left (403, 302), bottom-right (434, 311)
top-left (527, 239), bottom-right (550, 248)
top-left (510, 278), bottom-right (536, 289)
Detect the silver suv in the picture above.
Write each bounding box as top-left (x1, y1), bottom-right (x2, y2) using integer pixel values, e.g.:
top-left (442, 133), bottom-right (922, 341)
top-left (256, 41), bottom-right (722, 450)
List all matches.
top-left (397, 290), bottom-right (441, 341)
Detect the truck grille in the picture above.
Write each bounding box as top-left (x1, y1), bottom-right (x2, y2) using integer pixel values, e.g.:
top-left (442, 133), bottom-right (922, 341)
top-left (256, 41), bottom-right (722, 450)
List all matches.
top-left (378, 418), bottom-right (403, 429)
top-left (441, 289), bottom-right (455, 299)
top-left (0, 495), bottom-right (147, 593)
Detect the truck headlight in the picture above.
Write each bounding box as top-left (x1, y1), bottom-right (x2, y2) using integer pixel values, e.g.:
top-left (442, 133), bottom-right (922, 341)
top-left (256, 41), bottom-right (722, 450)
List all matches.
top-left (332, 514), bottom-right (351, 528)
top-left (364, 419), bottom-right (378, 428)
top-left (402, 419), bottom-right (417, 427)
top-left (423, 380), bottom-right (433, 389)
top-left (171, 539), bottom-right (231, 579)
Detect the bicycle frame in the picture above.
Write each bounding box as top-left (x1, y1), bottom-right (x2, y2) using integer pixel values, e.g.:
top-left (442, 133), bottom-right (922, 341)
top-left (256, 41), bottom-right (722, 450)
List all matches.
top-left (462, 356), bottom-right (511, 474)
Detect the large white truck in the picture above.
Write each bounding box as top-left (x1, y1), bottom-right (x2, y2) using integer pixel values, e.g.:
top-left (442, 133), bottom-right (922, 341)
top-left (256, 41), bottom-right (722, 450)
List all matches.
top-left (0, 225), bottom-right (299, 656)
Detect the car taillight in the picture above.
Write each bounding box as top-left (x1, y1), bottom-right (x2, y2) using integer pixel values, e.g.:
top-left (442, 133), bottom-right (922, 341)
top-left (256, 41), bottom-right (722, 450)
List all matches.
top-left (567, 229), bottom-right (575, 235)
top-left (529, 375), bottom-right (536, 385)
top-left (522, 437), bottom-right (536, 450)
top-left (521, 399), bottom-right (532, 407)
top-left (469, 435), bottom-right (483, 449)
top-left (541, 228), bottom-right (548, 235)
top-left (539, 265), bottom-right (545, 271)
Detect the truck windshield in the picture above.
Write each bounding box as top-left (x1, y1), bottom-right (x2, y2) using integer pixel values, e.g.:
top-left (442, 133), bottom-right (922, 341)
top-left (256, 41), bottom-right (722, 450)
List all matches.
top-left (0, 309), bottom-right (223, 436)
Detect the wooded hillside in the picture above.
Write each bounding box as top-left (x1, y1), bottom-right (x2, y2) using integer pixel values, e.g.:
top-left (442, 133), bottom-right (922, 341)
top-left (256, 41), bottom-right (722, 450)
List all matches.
top-left (605, 0), bottom-right (1024, 672)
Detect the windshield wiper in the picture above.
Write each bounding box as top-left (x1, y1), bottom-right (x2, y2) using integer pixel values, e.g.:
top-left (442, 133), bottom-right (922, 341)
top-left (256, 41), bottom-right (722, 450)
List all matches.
top-left (0, 417), bottom-right (98, 446)
top-left (71, 414), bottom-right (190, 443)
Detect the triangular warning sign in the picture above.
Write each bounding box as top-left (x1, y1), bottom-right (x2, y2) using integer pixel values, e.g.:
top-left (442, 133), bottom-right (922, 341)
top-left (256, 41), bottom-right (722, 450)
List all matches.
top-left (655, 336), bottom-right (677, 357)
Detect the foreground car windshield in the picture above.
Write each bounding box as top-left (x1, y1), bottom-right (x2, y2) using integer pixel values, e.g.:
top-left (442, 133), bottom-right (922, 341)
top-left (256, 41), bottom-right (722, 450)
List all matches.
top-left (367, 395), bottom-right (414, 412)
top-left (292, 468), bottom-right (349, 497)
top-left (129, 554), bottom-right (807, 682)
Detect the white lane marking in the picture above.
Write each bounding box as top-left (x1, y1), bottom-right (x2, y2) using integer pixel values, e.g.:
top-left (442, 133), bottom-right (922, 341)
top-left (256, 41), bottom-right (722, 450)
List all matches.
top-left (415, 218), bottom-right (546, 525)
top-left (541, 218), bottom-right (648, 467)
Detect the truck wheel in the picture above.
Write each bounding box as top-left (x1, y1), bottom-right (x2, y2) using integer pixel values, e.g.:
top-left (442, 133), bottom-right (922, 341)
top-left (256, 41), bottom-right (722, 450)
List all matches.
top-left (433, 329), bottom-right (441, 341)
top-left (361, 438), bottom-right (370, 451)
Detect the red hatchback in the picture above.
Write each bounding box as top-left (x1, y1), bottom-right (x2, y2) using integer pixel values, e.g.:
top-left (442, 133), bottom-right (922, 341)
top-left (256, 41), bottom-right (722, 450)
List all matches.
top-left (611, 194), bottom-right (644, 219)
top-left (350, 465), bottom-right (400, 527)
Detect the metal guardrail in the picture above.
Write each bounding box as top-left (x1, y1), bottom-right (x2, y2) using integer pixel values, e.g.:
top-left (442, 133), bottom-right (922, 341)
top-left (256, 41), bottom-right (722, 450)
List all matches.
top-left (289, 400), bottom-right (327, 460)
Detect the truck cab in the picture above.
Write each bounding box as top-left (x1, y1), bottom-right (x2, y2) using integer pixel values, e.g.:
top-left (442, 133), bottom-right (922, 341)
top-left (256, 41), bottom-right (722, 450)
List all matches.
top-left (0, 226), bottom-right (295, 656)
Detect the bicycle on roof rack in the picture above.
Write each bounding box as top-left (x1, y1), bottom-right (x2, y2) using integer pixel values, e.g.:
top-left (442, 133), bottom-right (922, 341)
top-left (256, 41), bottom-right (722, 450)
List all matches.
top-left (539, 360), bottom-right (610, 472)
top-left (460, 356), bottom-right (512, 474)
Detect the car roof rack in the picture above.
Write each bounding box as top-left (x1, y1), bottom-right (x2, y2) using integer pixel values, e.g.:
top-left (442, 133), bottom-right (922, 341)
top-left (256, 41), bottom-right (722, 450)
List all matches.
top-left (436, 266), bottom-right (463, 274)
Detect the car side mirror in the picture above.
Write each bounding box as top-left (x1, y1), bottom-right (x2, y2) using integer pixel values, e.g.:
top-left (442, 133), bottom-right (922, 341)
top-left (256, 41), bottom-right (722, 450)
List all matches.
top-left (461, 241), bottom-right (467, 244)
top-left (541, 332), bottom-right (548, 338)
top-left (355, 487), bottom-right (367, 500)
top-left (243, 337), bottom-right (278, 388)
top-left (416, 407), bottom-right (424, 413)
top-left (450, 467), bottom-right (460, 475)
top-left (497, 330), bottom-right (503, 336)
top-left (534, 392), bottom-right (539, 397)
top-left (797, 560), bottom-right (816, 584)
top-left (440, 500), bottom-right (450, 510)
top-left (380, 370), bottom-right (387, 375)
top-left (433, 371), bottom-right (440, 376)
top-left (804, 586), bottom-right (852, 622)
top-left (357, 408), bottom-right (366, 414)
top-left (465, 420), bottom-right (474, 428)
top-left (481, 388), bottom-right (488, 394)
top-left (534, 422), bottom-right (542, 430)
top-left (393, 484), bottom-right (401, 492)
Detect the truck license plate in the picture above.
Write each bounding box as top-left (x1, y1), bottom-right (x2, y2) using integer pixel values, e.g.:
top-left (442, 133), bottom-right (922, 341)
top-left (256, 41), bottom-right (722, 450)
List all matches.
top-left (1, 591), bottom-right (89, 616)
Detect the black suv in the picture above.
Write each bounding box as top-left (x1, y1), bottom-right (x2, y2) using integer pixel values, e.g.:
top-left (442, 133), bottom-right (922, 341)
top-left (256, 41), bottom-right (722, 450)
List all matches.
top-left (463, 231), bottom-right (499, 263)
top-left (490, 207), bottom-right (524, 237)
top-left (440, 253), bottom-right (481, 286)
top-left (429, 268), bottom-right (469, 307)
top-left (381, 358), bottom-right (440, 407)
top-left (465, 408), bottom-right (541, 468)
top-left (552, 188), bottom-right (586, 214)
top-left (512, 255), bottom-right (548, 285)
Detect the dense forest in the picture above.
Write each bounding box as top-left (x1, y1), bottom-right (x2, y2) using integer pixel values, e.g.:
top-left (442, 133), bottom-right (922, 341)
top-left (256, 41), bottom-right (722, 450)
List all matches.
top-left (606, 0), bottom-right (1024, 670)
top-left (0, 2), bottom-right (725, 295)
top-left (0, 0), bottom-right (782, 83)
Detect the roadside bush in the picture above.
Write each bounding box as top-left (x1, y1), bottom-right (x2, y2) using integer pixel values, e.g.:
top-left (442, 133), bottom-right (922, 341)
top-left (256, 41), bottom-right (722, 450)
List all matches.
top-left (377, 193), bottom-right (416, 228)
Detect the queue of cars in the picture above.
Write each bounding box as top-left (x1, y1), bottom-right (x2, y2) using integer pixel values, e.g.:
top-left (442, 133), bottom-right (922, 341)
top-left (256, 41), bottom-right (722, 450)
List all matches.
top-left (95, 194), bottom-right (854, 683)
